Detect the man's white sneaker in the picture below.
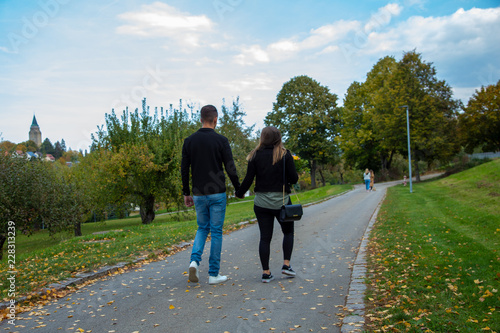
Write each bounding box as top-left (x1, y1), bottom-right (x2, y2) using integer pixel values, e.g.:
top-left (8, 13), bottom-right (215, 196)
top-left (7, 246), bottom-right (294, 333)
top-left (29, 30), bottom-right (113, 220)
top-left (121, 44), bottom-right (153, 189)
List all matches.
top-left (188, 261), bottom-right (199, 283)
top-left (208, 274), bottom-right (228, 285)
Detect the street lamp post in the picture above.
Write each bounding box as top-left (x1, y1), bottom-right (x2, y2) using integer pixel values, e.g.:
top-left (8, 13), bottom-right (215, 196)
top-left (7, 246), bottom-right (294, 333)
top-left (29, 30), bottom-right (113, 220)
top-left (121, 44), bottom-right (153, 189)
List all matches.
top-left (400, 105), bottom-right (413, 193)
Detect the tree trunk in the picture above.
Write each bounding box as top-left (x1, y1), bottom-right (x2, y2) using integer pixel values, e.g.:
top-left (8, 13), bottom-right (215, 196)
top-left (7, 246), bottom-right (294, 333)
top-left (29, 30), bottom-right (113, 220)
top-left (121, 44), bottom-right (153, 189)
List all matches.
top-left (310, 160), bottom-right (317, 188)
top-left (387, 150), bottom-right (394, 170)
top-left (415, 161), bottom-right (421, 182)
top-left (381, 151), bottom-right (394, 170)
top-left (0, 234), bottom-right (6, 260)
top-left (318, 166), bottom-right (326, 187)
top-left (140, 195), bottom-right (156, 224)
top-left (74, 221), bottom-right (82, 237)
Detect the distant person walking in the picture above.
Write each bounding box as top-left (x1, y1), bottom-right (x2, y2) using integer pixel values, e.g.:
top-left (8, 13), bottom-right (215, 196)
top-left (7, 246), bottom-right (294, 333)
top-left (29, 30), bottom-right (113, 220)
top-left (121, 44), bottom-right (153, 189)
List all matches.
top-left (370, 170), bottom-right (375, 191)
top-left (236, 126), bottom-right (299, 283)
top-left (363, 169), bottom-right (371, 192)
top-left (181, 105), bottom-right (241, 285)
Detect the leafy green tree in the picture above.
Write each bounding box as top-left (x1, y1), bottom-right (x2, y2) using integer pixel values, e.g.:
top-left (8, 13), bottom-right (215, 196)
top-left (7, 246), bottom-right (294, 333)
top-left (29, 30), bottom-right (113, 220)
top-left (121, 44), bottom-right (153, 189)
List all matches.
top-left (0, 156), bottom-right (48, 257)
top-left (41, 138), bottom-right (55, 156)
top-left (17, 140), bottom-right (38, 153)
top-left (218, 97), bottom-right (257, 192)
top-left (338, 81), bottom-right (383, 172)
top-left (0, 140), bottom-right (16, 153)
top-left (459, 80), bottom-right (500, 153)
top-left (63, 150), bottom-right (83, 162)
top-left (54, 141), bottom-right (64, 159)
top-left (91, 98), bottom-right (195, 224)
top-left (339, 51), bottom-right (460, 180)
top-left (387, 51), bottom-right (460, 179)
top-left (0, 155), bottom-right (89, 256)
top-left (265, 75), bottom-right (340, 188)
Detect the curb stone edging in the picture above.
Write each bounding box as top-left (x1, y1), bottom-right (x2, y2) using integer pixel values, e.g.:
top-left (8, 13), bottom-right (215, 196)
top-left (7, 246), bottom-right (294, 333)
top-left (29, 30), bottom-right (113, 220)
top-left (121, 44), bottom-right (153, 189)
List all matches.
top-left (340, 190), bottom-right (386, 333)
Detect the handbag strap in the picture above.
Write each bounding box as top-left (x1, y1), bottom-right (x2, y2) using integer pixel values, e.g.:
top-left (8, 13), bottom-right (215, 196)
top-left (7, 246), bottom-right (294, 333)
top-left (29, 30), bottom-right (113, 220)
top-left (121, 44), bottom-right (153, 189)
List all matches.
top-left (282, 151), bottom-right (301, 205)
top-left (282, 152), bottom-right (286, 205)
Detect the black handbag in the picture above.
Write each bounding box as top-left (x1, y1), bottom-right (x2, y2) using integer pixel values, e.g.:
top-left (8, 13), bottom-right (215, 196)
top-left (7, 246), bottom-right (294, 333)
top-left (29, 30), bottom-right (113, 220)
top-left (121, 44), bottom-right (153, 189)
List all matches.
top-left (279, 153), bottom-right (303, 223)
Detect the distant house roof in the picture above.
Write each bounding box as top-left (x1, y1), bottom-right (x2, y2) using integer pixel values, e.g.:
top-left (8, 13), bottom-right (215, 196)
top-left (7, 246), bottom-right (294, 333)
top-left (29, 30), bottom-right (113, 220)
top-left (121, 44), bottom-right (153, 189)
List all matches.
top-left (44, 154), bottom-right (55, 162)
top-left (26, 151), bottom-right (39, 159)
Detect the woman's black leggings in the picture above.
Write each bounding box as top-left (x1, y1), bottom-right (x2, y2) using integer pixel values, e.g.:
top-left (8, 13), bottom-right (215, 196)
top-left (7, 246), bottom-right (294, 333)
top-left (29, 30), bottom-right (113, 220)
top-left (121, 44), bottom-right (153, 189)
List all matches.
top-left (254, 205), bottom-right (294, 271)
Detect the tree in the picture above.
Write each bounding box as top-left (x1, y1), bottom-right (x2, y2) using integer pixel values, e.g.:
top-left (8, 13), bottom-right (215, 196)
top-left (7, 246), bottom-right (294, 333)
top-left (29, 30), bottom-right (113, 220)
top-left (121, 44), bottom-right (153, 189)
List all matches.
top-left (265, 75), bottom-right (340, 188)
top-left (387, 51), bottom-right (460, 179)
top-left (63, 150), bottom-right (83, 162)
top-left (459, 80), bottom-right (500, 153)
top-left (41, 138), bottom-right (55, 156)
top-left (0, 155), bottom-right (89, 256)
top-left (54, 141), bottom-right (64, 159)
top-left (0, 140), bottom-right (16, 153)
top-left (17, 140), bottom-right (38, 153)
top-left (90, 98), bottom-right (196, 224)
top-left (218, 97), bottom-right (257, 192)
top-left (339, 51), bottom-right (460, 180)
top-left (0, 156), bottom-right (49, 257)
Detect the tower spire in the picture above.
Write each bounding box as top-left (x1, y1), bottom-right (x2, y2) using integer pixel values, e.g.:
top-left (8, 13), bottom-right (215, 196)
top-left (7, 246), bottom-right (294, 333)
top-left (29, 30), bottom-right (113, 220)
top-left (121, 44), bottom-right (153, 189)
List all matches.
top-left (31, 114), bottom-right (39, 127)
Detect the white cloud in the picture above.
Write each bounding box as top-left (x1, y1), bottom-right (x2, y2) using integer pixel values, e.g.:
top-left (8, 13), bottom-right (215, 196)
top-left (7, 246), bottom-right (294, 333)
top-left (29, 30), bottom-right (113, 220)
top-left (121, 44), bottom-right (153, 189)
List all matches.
top-left (364, 6), bottom-right (500, 57)
top-left (234, 20), bottom-right (361, 65)
top-left (233, 3), bottom-right (403, 65)
top-left (364, 3), bottom-right (402, 32)
top-left (219, 73), bottom-right (275, 92)
top-left (116, 2), bottom-right (214, 48)
top-left (233, 45), bottom-right (270, 65)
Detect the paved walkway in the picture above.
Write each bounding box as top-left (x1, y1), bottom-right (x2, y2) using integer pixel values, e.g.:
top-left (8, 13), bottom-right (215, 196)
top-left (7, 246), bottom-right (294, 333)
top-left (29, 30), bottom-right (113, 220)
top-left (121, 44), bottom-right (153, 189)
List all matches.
top-left (2, 175), bottom-right (442, 332)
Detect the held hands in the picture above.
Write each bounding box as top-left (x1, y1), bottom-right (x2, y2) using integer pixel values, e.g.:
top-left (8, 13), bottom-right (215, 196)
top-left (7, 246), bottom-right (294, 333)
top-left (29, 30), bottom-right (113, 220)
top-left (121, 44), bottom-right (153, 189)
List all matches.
top-left (235, 192), bottom-right (245, 199)
top-left (184, 195), bottom-right (194, 207)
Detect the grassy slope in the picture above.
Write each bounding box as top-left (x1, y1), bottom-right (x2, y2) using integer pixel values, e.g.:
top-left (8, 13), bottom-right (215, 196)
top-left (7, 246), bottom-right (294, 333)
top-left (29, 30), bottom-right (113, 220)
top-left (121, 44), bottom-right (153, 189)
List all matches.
top-left (365, 159), bottom-right (500, 332)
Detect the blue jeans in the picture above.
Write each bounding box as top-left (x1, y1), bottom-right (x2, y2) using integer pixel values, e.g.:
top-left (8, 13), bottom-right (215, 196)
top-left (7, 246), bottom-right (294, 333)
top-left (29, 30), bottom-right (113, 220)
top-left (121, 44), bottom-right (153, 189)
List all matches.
top-left (191, 192), bottom-right (226, 276)
top-left (365, 179), bottom-right (370, 190)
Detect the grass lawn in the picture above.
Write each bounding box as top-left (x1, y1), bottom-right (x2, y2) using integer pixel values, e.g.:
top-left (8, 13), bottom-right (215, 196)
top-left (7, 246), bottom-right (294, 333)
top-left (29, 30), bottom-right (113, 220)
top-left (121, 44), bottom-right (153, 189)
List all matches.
top-left (365, 159), bottom-right (500, 332)
top-left (0, 184), bottom-right (352, 301)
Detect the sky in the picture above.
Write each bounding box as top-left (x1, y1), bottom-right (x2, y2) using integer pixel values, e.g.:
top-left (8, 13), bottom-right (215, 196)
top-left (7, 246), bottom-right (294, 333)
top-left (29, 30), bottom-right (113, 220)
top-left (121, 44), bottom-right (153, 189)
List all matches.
top-left (1, 0), bottom-right (499, 152)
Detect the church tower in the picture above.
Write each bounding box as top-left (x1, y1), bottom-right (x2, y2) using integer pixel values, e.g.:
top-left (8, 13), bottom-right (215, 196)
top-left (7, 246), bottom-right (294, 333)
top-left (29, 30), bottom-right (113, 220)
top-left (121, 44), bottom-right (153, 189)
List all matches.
top-left (29, 115), bottom-right (42, 148)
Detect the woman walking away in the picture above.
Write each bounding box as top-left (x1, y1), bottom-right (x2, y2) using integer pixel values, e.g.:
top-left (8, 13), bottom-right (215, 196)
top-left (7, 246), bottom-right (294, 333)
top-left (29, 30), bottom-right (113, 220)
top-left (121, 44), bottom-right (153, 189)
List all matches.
top-left (363, 169), bottom-right (371, 192)
top-left (235, 126), bottom-right (299, 283)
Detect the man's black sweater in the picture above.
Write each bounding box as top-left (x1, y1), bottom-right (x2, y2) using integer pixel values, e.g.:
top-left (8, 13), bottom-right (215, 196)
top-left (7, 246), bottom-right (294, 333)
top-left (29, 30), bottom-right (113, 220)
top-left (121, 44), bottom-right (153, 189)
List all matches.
top-left (181, 128), bottom-right (240, 196)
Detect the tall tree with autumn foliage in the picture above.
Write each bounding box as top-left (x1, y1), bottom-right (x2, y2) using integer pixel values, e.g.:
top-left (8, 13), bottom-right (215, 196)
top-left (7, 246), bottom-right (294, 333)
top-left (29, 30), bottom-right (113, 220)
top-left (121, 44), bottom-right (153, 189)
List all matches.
top-left (459, 80), bottom-right (500, 153)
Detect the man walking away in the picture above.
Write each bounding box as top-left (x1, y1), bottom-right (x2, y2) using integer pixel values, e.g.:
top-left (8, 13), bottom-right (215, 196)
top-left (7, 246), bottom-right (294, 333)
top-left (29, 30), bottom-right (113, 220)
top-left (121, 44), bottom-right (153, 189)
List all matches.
top-left (181, 105), bottom-right (241, 285)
